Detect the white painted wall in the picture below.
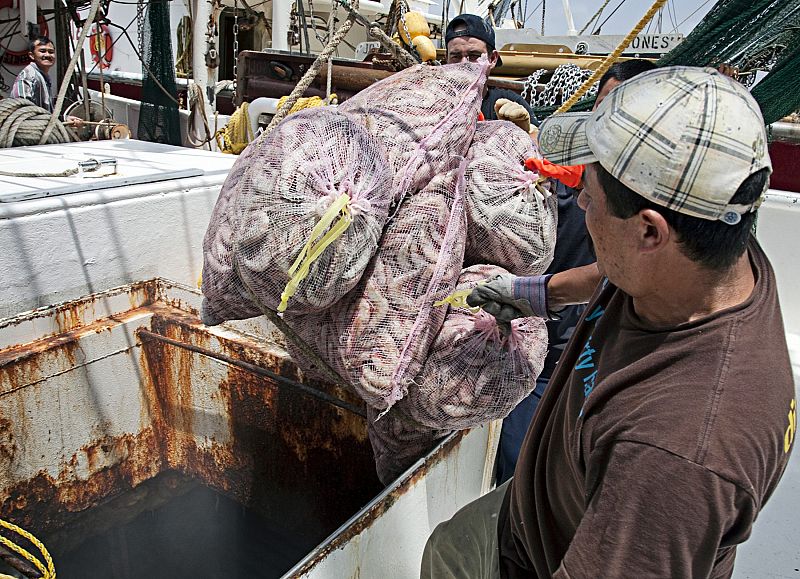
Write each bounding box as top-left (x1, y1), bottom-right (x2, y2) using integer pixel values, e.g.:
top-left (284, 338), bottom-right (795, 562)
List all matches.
top-left (0, 140), bottom-right (234, 318)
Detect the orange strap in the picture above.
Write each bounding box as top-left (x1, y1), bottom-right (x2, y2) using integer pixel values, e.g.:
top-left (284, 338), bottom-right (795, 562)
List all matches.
top-left (477, 111), bottom-right (486, 122)
top-left (524, 158), bottom-right (584, 189)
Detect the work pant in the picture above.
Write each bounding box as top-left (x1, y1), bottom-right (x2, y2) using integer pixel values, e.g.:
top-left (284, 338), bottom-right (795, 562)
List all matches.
top-left (420, 480), bottom-right (511, 579)
top-left (496, 375), bottom-right (548, 484)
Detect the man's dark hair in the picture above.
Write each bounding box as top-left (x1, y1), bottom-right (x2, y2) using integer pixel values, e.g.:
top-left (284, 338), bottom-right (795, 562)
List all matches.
top-left (598, 59), bottom-right (657, 92)
top-left (29, 35), bottom-right (53, 52)
top-left (595, 162), bottom-right (769, 270)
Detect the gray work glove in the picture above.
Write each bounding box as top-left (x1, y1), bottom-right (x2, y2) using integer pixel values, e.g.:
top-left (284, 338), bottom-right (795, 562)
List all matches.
top-left (494, 98), bottom-right (531, 133)
top-left (466, 273), bottom-right (554, 323)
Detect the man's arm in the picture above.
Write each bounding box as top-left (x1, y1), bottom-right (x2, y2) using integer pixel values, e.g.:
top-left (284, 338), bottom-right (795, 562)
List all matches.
top-left (553, 441), bottom-right (754, 578)
top-left (547, 263), bottom-right (601, 310)
top-left (12, 74), bottom-right (37, 102)
top-left (467, 263), bottom-right (601, 321)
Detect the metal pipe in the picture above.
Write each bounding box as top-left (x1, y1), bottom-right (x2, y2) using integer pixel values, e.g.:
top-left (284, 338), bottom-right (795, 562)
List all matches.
top-left (137, 329), bottom-right (366, 417)
top-left (561, 0), bottom-right (578, 36)
top-left (271, 0), bottom-right (292, 51)
top-left (769, 121), bottom-right (800, 145)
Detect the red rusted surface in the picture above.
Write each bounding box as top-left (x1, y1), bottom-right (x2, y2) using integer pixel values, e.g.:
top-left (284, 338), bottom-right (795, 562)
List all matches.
top-left (0, 292), bottom-right (383, 562)
top-left (0, 429), bottom-right (162, 536)
top-left (139, 312), bottom-right (381, 536)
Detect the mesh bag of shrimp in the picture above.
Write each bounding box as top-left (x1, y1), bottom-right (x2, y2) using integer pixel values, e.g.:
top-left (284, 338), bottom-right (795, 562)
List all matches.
top-left (365, 405), bottom-right (451, 485)
top-left (285, 162), bottom-right (468, 410)
top-left (339, 59), bottom-right (490, 202)
top-left (463, 120), bottom-right (558, 276)
top-left (202, 107), bottom-right (395, 324)
top-left (397, 264), bottom-right (549, 430)
top-left (200, 142), bottom-right (265, 326)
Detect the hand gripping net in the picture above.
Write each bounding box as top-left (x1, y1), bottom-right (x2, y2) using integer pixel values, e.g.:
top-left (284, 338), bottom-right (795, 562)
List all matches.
top-left (397, 265), bottom-right (548, 430)
top-left (463, 120), bottom-right (558, 276)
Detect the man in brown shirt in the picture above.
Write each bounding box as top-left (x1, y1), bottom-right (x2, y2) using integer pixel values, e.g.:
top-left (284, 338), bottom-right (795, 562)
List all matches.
top-left (422, 66), bottom-right (796, 578)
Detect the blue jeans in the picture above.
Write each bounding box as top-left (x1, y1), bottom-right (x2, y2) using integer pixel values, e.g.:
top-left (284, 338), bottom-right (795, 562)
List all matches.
top-left (496, 375), bottom-right (549, 484)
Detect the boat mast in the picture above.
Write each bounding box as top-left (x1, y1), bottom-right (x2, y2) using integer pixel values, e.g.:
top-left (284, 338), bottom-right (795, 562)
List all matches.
top-left (562, 0), bottom-right (577, 35)
top-left (272, 0), bottom-right (292, 50)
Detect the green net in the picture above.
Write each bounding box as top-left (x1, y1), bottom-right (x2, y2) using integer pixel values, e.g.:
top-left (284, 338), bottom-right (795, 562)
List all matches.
top-left (658, 0), bottom-right (800, 124)
top-left (138, 0), bottom-right (181, 145)
top-left (533, 0), bottom-right (800, 124)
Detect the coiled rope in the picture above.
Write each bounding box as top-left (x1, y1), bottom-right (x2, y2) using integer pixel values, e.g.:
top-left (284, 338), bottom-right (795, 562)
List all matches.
top-left (0, 518), bottom-right (56, 579)
top-left (0, 99), bottom-right (76, 148)
top-left (554, 0), bottom-right (668, 114)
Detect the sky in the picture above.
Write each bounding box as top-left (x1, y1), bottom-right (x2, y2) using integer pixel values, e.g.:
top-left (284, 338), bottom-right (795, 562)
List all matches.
top-left (452, 0), bottom-right (717, 37)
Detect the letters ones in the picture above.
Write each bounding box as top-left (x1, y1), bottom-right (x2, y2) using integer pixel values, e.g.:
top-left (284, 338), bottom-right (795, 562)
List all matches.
top-left (786, 398), bottom-right (797, 454)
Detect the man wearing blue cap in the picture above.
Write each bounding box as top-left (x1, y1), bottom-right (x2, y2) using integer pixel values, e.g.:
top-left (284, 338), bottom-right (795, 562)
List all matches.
top-left (421, 66), bottom-right (795, 578)
top-left (445, 14), bottom-right (536, 131)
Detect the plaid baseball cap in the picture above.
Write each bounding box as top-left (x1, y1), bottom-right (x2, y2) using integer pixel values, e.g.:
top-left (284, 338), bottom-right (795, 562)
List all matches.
top-left (537, 66), bottom-right (771, 224)
top-left (445, 14), bottom-right (503, 67)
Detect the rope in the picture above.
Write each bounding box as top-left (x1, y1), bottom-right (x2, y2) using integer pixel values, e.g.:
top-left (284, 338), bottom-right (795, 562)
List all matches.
top-left (554, 0), bottom-right (668, 114)
top-left (0, 518), bottom-right (56, 579)
top-left (40, 0), bottom-right (103, 144)
top-left (0, 99), bottom-right (76, 148)
top-left (217, 101), bottom-right (252, 154)
top-left (579, 0), bottom-right (613, 34)
top-left (186, 82), bottom-right (213, 149)
top-left (260, 0), bottom-right (359, 140)
top-left (368, 24), bottom-right (418, 68)
top-left (275, 94), bottom-right (338, 114)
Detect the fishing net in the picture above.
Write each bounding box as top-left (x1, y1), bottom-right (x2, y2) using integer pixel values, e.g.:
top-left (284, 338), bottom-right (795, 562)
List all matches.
top-left (235, 108), bottom-right (393, 315)
top-left (138, 0), bottom-right (181, 145)
top-left (530, 1), bottom-right (800, 123)
top-left (658, 0), bottom-right (800, 124)
top-left (463, 121), bottom-right (557, 276)
top-left (285, 163), bottom-right (468, 410)
top-left (339, 59), bottom-right (490, 202)
top-left (201, 108), bottom-right (393, 324)
top-left (200, 143), bottom-right (263, 325)
top-left (397, 265), bottom-right (548, 430)
top-left (366, 405), bottom-right (451, 485)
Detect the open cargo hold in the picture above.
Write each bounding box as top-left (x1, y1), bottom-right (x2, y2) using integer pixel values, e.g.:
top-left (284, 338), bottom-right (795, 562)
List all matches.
top-left (0, 278), bottom-right (497, 578)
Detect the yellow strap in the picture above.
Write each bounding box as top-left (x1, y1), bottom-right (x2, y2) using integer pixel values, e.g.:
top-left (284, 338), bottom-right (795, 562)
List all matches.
top-left (0, 518), bottom-right (56, 579)
top-left (434, 288), bottom-right (481, 313)
top-left (554, 0), bottom-right (668, 114)
top-left (278, 193), bottom-right (353, 312)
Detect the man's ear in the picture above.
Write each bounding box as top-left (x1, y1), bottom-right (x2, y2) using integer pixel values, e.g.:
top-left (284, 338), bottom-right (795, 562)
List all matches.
top-left (637, 208), bottom-right (671, 253)
top-left (488, 50), bottom-right (499, 67)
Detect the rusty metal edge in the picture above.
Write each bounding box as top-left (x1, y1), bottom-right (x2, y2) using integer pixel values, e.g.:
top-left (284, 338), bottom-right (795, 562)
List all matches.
top-left (285, 430), bottom-right (468, 577)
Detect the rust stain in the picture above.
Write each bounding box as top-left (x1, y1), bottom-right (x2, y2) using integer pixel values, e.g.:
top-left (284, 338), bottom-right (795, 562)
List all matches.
top-left (0, 280), bottom-right (159, 351)
top-left (0, 428), bottom-right (162, 537)
top-left (291, 430), bottom-right (467, 576)
top-left (1, 296), bottom-right (384, 566)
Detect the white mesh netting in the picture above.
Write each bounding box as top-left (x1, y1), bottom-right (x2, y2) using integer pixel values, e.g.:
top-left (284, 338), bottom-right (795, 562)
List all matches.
top-left (366, 405), bottom-right (451, 485)
top-left (201, 143), bottom-right (264, 325)
top-left (464, 121), bottom-right (558, 276)
top-left (201, 108), bottom-right (394, 323)
top-left (339, 60), bottom-right (490, 202)
top-left (285, 163), bottom-right (468, 410)
top-left (397, 264), bottom-right (549, 431)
